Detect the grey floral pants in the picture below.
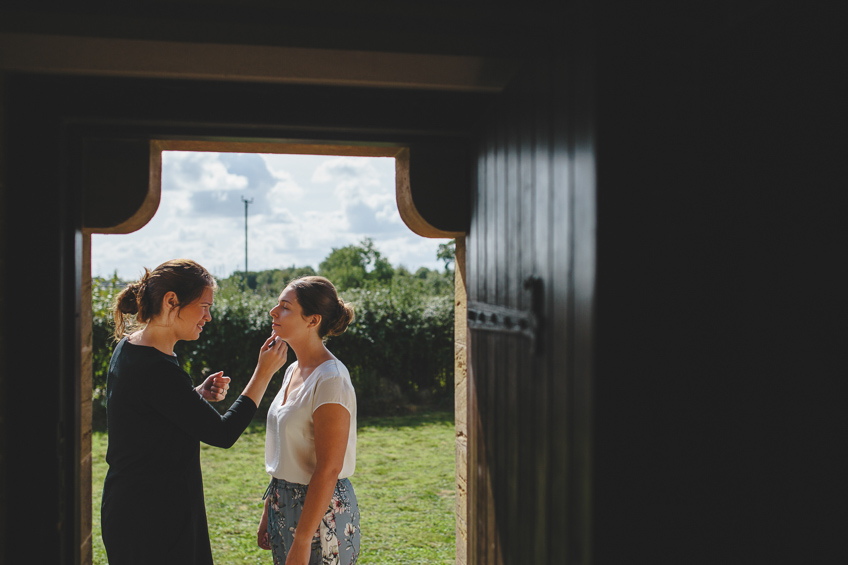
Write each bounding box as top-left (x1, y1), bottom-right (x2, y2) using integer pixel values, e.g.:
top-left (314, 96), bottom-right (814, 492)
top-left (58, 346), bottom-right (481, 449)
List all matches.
top-left (263, 477), bottom-right (360, 565)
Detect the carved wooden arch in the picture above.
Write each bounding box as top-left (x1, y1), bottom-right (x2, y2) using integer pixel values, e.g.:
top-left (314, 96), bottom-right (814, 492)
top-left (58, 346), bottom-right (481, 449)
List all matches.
top-left (84, 138), bottom-right (467, 240)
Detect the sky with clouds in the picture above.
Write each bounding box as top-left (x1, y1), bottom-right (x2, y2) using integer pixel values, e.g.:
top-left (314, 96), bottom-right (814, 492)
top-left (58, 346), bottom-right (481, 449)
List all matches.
top-left (91, 151), bottom-right (451, 281)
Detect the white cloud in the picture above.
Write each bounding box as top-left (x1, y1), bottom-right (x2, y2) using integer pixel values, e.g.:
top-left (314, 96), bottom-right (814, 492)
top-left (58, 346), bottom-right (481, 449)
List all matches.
top-left (92, 152), bottom-right (450, 280)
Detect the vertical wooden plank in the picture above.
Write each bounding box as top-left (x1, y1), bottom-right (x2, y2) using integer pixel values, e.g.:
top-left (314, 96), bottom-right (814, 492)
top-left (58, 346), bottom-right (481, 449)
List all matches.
top-left (467, 329), bottom-right (478, 565)
top-left (485, 332), bottom-right (496, 565)
top-left (468, 105), bottom-right (480, 565)
top-left (493, 97), bottom-right (508, 565)
top-left (465, 145), bottom-right (476, 565)
top-left (570, 14), bottom-right (596, 565)
top-left (518, 67), bottom-right (536, 314)
top-left (504, 81), bottom-right (521, 565)
top-left (0, 70), bottom-right (7, 563)
top-left (498, 337), bottom-right (507, 565)
top-left (550, 36), bottom-right (574, 560)
top-left (454, 237), bottom-right (468, 565)
top-left (479, 119), bottom-right (493, 565)
top-left (516, 63), bottom-right (538, 564)
top-left (533, 60), bottom-right (554, 565)
top-left (496, 106), bottom-right (507, 307)
top-left (488, 119), bottom-right (502, 565)
top-left (473, 138), bottom-right (489, 565)
top-left (478, 129), bottom-right (494, 565)
top-left (487, 333), bottom-right (497, 565)
top-left (489, 116), bottom-right (500, 565)
top-left (80, 233), bottom-right (93, 565)
top-left (485, 124), bottom-right (497, 306)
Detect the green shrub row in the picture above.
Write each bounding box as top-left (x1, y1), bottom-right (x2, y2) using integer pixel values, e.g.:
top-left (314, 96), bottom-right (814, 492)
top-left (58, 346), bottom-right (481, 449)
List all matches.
top-left (91, 273), bottom-right (455, 428)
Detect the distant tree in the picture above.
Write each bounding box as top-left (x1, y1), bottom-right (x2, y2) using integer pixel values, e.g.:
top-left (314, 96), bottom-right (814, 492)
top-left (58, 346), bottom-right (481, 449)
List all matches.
top-left (230, 265), bottom-right (317, 293)
top-left (319, 237), bottom-right (393, 291)
top-left (437, 239), bottom-right (456, 273)
top-left (255, 266), bottom-right (317, 292)
top-left (414, 266), bottom-right (431, 279)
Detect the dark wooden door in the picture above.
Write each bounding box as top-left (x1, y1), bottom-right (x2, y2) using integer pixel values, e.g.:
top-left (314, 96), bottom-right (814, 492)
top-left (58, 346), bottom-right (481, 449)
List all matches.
top-left (465, 26), bottom-right (596, 563)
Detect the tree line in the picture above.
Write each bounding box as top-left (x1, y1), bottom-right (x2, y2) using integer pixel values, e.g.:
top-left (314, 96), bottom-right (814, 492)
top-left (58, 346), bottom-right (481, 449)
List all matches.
top-left (90, 239), bottom-right (456, 428)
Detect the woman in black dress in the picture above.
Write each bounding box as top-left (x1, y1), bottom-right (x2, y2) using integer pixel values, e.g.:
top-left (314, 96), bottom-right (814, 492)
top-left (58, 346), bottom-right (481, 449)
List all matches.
top-left (101, 259), bottom-right (288, 565)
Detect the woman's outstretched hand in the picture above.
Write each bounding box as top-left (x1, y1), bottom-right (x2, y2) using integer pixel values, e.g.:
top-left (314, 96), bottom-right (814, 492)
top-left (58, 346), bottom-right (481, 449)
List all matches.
top-left (241, 335), bottom-right (288, 407)
top-left (196, 371), bottom-right (230, 402)
top-left (257, 334), bottom-right (289, 377)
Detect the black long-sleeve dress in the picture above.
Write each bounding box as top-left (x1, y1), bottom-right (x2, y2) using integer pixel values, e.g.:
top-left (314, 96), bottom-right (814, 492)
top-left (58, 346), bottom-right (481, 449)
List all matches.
top-left (101, 337), bottom-right (257, 564)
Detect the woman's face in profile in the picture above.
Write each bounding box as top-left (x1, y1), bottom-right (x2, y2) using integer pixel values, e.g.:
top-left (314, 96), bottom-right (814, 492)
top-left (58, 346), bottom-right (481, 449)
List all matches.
top-left (269, 286), bottom-right (305, 340)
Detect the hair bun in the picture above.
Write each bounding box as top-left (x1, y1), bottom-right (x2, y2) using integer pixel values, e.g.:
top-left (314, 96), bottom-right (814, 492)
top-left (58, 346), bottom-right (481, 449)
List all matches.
top-left (326, 300), bottom-right (355, 337)
top-left (116, 282), bottom-right (141, 315)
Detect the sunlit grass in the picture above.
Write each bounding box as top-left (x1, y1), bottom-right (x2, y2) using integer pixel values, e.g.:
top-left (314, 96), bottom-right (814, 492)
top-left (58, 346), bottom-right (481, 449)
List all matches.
top-left (92, 412), bottom-right (455, 564)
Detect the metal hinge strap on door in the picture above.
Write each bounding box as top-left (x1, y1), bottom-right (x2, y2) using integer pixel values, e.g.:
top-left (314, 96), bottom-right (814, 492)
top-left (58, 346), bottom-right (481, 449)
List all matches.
top-left (467, 276), bottom-right (544, 355)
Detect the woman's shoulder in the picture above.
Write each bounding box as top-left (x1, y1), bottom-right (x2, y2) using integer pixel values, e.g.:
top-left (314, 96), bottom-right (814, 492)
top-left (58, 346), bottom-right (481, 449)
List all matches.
top-left (316, 357), bottom-right (350, 378)
top-left (113, 338), bottom-right (186, 382)
top-left (311, 358), bottom-right (356, 409)
top-left (311, 358), bottom-right (353, 390)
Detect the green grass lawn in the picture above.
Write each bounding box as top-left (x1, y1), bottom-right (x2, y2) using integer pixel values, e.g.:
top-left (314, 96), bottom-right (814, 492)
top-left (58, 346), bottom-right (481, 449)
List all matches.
top-left (92, 411), bottom-right (456, 564)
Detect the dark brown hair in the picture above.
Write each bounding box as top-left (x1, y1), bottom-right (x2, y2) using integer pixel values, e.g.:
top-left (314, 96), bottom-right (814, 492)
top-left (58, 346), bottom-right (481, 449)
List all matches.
top-left (288, 275), bottom-right (354, 339)
top-left (112, 259), bottom-right (217, 340)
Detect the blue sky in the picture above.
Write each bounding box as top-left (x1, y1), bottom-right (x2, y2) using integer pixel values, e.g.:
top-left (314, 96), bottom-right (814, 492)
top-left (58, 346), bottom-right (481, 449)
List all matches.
top-left (91, 152), bottom-right (451, 280)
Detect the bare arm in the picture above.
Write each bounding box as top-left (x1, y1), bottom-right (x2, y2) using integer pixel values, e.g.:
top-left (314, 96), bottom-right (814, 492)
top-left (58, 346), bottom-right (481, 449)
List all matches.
top-left (285, 403), bottom-right (350, 565)
top-left (257, 495), bottom-right (272, 550)
top-left (241, 336), bottom-right (288, 406)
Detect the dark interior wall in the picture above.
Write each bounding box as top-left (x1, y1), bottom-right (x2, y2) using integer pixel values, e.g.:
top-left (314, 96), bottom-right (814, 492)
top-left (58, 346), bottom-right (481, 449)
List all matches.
top-left (0, 72), bottom-right (6, 564)
top-left (593, 4), bottom-right (846, 562)
top-left (0, 74), bottom-right (83, 564)
top-left (0, 1), bottom-right (557, 60)
top-left (466, 3), bottom-right (846, 564)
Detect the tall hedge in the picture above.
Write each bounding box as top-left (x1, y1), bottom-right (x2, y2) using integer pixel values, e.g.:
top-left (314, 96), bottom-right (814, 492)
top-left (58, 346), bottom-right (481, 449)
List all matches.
top-left (91, 275), bottom-right (454, 428)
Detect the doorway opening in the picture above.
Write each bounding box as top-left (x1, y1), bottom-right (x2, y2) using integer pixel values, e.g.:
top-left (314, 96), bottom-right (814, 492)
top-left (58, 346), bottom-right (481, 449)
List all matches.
top-left (83, 141), bottom-right (466, 565)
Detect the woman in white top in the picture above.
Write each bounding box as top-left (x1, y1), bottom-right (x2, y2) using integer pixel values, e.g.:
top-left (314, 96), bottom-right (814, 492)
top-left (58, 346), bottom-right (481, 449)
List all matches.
top-left (258, 276), bottom-right (359, 565)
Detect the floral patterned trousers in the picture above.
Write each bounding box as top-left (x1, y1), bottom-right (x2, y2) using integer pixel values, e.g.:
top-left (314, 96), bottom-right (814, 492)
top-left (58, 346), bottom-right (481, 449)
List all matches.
top-left (263, 477), bottom-right (360, 565)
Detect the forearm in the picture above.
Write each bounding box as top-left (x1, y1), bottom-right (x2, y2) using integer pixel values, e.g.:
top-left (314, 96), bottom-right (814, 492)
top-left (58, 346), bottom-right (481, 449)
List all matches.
top-left (240, 367), bottom-right (275, 406)
top-left (293, 468), bottom-right (341, 546)
top-left (200, 394), bottom-right (258, 448)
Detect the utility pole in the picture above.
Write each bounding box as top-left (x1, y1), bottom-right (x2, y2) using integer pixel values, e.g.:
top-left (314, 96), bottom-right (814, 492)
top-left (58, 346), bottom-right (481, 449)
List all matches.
top-left (241, 196), bottom-right (253, 289)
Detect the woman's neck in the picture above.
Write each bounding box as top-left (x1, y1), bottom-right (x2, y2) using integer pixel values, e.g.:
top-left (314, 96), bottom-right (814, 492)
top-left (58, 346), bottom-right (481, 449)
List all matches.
top-left (289, 336), bottom-right (333, 370)
top-left (130, 324), bottom-right (177, 356)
